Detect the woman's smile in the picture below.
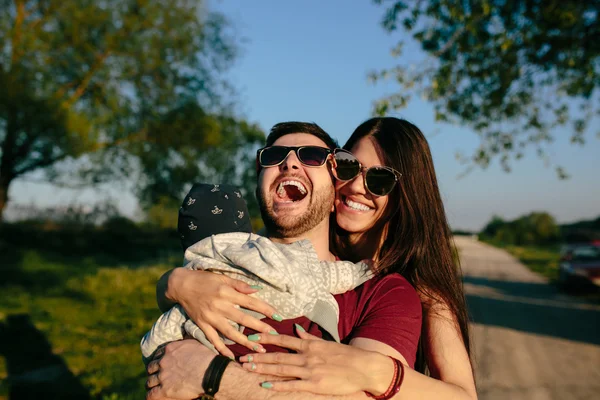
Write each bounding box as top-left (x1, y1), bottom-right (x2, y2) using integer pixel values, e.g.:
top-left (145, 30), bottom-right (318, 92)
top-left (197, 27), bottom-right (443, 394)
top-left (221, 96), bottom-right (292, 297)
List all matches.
top-left (339, 195), bottom-right (373, 212)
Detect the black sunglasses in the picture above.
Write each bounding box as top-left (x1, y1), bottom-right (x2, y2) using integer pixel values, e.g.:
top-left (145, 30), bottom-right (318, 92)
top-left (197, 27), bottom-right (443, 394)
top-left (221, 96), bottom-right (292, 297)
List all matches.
top-left (257, 146), bottom-right (332, 168)
top-left (333, 149), bottom-right (401, 196)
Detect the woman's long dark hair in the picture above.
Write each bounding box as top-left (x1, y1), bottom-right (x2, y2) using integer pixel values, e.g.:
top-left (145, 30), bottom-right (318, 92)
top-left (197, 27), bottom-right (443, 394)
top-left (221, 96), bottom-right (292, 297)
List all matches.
top-left (331, 117), bottom-right (471, 375)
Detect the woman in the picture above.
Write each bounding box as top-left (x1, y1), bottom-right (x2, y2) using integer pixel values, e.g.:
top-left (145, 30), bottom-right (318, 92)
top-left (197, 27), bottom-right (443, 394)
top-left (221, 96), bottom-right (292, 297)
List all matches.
top-left (155, 117), bottom-right (477, 399)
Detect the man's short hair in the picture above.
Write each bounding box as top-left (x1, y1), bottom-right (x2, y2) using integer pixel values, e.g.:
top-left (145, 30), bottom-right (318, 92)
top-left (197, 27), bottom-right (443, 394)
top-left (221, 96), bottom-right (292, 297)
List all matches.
top-left (265, 122), bottom-right (338, 150)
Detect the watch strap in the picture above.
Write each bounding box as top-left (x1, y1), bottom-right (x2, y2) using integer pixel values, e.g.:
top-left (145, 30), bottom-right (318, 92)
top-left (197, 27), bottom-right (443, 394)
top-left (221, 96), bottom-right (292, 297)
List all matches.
top-left (201, 355), bottom-right (232, 398)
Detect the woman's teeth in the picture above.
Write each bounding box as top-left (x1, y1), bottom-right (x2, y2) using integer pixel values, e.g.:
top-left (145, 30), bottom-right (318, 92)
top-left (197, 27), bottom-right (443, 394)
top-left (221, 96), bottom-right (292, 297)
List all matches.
top-left (345, 198), bottom-right (371, 211)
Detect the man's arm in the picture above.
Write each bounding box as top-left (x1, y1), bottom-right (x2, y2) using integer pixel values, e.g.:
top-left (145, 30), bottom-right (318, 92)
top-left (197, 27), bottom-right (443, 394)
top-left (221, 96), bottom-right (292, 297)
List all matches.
top-left (146, 340), bottom-right (373, 400)
top-left (156, 268), bottom-right (178, 312)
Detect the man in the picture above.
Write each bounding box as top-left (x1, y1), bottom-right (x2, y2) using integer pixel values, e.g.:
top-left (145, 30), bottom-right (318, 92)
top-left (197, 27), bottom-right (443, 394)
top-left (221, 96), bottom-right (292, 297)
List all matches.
top-left (146, 122), bottom-right (421, 400)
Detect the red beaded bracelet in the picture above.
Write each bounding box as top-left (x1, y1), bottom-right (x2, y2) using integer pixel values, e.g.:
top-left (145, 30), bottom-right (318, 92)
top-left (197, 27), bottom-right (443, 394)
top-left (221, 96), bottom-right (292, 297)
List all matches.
top-left (365, 357), bottom-right (405, 400)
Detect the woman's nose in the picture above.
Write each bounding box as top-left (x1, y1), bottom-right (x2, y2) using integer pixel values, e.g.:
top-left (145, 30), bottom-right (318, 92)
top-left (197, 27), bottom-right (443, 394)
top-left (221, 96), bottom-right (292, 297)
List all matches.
top-left (346, 170), bottom-right (367, 195)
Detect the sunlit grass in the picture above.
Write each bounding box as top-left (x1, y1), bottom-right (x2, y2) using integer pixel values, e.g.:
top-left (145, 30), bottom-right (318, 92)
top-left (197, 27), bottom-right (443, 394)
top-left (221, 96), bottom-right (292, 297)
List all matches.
top-left (0, 248), bottom-right (174, 399)
top-left (482, 240), bottom-right (560, 280)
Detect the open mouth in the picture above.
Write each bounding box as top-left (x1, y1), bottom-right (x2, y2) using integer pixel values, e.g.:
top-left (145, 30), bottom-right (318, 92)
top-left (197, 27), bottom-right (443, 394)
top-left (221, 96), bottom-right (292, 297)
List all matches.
top-left (276, 180), bottom-right (308, 203)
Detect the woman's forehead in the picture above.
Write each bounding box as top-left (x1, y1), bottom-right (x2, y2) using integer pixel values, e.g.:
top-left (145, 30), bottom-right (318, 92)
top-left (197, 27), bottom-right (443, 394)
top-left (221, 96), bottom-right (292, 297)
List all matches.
top-left (350, 137), bottom-right (384, 166)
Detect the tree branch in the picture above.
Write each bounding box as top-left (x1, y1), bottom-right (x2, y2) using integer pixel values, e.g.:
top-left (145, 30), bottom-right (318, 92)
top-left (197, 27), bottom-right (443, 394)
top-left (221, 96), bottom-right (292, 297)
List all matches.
top-left (15, 175), bottom-right (117, 189)
top-left (14, 153), bottom-right (70, 176)
top-left (13, 133), bottom-right (37, 161)
top-left (10, 0), bottom-right (26, 65)
top-left (432, 14), bottom-right (486, 58)
top-left (88, 127), bottom-right (149, 153)
top-left (58, 52), bottom-right (110, 109)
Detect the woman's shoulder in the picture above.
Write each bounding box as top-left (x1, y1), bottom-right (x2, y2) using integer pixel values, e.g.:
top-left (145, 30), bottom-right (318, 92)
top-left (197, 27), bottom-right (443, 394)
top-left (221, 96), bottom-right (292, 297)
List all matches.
top-left (373, 273), bottom-right (420, 306)
top-left (365, 272), bottom-right (418, 295)
top-left (337, 272), bottom-right (421, 313)
top-left (336, 272), bottom-right (422, 364)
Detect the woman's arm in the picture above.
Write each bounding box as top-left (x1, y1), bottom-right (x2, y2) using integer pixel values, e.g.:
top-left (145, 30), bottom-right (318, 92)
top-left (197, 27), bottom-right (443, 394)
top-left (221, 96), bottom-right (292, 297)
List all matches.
top-left (155, 267), bottom-right (281, 357)
top-left (237, 310), bottom-right (477, 400)
top-left (357, 305), bottom-right (477, 399)
top-left (148, 276), bottom-right (477, 400)
top-left (235, 277), bottom-right (477, 400)
top-left (410, 302), bottom-right (478, 399)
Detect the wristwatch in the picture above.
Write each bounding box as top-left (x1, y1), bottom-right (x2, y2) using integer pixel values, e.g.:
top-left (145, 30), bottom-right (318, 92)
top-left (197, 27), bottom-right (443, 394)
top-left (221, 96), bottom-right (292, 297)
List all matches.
top-left (198, 355), bottom-right (232, 400)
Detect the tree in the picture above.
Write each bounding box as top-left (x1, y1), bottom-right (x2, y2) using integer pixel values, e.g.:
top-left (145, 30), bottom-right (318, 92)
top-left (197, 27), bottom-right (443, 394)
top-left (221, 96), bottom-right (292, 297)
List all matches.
top-left (480, 211), bottom-right (559, 245)
top-left (527, 211), bottom-right (559, 244)
top-left (372, 0), bottom-right (599, 177)
top-left (481, 214), bottom-right (505, 237)
top-left (0, 0), bottom-right (264, 221)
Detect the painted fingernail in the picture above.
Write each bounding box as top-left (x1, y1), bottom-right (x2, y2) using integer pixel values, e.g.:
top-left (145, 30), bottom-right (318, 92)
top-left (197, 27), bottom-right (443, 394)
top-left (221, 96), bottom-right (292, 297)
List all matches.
top-left (250, 285), bottom-right (263, 290)
top-left (247, 355), bottom-right (253, 362)
top-left (248, 334), bottom-right (261, 341)
top-left (294, 323), bottom-right (305, 332)
top-left (261, 382), bottom-right (273, 389)
top-left (251, 362), bottom-right (257, 371)
top-left (271, 313), bottom-right (283, 322)
top-left (253, 345), bottom-right (260, 351)
top-left (269, 330), bottom-right (279, 335)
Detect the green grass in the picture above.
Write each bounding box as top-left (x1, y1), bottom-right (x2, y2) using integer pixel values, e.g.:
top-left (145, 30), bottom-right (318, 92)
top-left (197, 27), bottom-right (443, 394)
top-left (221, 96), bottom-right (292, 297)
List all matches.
top-left (0, 245), bottom-right (178, 399)
top-left (482, 239), bottom-right (561, 280)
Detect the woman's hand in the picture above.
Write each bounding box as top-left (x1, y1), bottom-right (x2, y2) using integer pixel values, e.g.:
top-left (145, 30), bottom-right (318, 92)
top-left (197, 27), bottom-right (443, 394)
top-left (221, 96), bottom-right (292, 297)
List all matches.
top-left (166, 268), bottom-right (282, 358)
top-left (238, 328), bottom-right (395, 396)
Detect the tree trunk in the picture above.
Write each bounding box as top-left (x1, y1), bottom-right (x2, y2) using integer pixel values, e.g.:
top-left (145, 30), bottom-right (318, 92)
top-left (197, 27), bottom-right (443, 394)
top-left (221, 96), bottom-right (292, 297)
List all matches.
top-left (0, 107), bottom-right (18, 223)
top-left (0, 179), bottom-right (8, 223)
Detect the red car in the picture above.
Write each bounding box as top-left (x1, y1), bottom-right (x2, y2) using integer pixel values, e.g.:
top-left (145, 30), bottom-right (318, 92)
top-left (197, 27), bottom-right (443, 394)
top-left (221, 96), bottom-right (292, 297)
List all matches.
top-left (558, 241), bottom-right (600, 290)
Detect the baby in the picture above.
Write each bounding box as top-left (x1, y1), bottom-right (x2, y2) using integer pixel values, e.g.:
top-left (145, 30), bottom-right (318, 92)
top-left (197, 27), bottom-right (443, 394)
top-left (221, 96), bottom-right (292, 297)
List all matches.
top-left (140, 183), bottom-right (372, 363)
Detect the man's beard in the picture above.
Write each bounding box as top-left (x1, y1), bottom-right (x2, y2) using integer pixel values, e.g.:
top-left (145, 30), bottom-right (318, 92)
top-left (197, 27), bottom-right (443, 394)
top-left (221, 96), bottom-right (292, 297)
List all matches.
top-left (257, 184), bottom-right (334, 239)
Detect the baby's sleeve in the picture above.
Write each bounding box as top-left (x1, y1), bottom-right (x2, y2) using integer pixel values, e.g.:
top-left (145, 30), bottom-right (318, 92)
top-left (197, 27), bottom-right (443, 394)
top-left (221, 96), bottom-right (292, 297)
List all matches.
top-left (319, 260), bottom-right (373, 294)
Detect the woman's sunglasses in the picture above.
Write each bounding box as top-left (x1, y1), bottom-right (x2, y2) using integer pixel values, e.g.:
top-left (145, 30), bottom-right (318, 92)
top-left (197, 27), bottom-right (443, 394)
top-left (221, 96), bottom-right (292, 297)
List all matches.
top-left (333, 149), bottom-right (402, 196)
top-left (257, 146), bottom-right (332, 168)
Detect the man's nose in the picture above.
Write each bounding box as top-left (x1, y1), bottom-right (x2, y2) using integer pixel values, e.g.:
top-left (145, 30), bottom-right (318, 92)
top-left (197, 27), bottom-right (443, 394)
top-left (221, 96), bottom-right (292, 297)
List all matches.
top-left (279, 150), bottom-right (301, 171)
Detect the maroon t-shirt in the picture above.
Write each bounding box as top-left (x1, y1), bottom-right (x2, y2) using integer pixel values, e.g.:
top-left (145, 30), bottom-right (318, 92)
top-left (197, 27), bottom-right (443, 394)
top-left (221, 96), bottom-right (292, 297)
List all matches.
top-left (228, 273), bottom-right (422, 368)
top-left (335, 273), bottom-right (422, 368)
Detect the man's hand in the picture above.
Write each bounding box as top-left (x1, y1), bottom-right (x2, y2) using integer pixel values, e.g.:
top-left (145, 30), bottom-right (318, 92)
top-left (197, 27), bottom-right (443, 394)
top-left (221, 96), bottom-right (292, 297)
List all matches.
top-left (146, 340), bottom-right (215, 400)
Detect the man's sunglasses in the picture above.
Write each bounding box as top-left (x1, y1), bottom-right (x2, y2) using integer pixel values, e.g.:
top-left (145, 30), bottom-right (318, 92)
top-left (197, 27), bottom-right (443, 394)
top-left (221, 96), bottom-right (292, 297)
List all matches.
top-left (333, 149), bottom-right (402, 196)
top-left (257, 146), bottom-right (332, 168)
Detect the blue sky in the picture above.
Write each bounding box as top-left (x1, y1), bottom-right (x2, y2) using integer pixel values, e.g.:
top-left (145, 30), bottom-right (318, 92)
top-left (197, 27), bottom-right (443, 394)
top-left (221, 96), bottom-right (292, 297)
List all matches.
top-left (8, 0), bottom-right (600, 230)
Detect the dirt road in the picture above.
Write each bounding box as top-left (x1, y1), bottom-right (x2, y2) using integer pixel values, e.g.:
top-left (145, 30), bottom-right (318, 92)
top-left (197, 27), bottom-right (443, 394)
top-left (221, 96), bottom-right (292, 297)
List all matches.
top-left (455, 236), bottom-right (600, 400)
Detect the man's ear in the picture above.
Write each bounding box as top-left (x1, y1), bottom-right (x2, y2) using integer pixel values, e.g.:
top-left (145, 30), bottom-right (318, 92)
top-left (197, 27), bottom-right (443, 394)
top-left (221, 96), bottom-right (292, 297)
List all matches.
top-left (328, 156), bottom-right (337, 170)
top-left (327, 157), bottom-right (337, 181)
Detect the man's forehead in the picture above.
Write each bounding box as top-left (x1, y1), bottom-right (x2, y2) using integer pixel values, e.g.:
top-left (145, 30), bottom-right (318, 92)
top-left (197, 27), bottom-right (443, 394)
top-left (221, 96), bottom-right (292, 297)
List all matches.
top-left (272, 133), bottom-right (329, 148)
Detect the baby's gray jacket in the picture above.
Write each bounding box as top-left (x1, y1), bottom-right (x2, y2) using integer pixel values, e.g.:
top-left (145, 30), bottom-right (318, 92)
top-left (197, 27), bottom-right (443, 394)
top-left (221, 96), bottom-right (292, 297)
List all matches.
top-left (140, 232), bottom-right (372, 363)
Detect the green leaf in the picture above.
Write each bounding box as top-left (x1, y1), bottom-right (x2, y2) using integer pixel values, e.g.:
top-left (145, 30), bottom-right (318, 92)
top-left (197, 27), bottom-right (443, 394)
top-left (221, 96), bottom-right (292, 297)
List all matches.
top-left (371, 0), bottom-right (599, 178)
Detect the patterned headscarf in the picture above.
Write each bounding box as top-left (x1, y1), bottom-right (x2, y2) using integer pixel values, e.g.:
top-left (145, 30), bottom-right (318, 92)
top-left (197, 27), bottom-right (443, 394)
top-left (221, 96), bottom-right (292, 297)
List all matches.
top-left (178, 183), bottom-right (253, 250)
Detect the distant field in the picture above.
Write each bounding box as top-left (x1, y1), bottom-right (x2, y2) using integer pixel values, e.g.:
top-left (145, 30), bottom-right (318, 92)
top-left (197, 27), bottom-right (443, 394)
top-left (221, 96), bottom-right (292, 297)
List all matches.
top-left (0, 225), bottom-right (179, 399)
top-left (481, 239), bottom-right (560, 281)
